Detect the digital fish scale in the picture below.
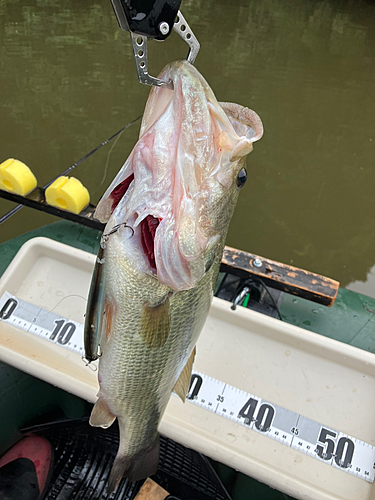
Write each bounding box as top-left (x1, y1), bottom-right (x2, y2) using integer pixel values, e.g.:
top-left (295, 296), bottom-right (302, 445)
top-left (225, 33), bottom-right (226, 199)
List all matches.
top-left (1, 290), bottom-right (375, 483)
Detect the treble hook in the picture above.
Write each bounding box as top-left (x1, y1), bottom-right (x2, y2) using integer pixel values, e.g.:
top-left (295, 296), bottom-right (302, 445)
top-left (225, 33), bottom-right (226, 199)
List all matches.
top-left (101, 223), bottom-right (134, 245)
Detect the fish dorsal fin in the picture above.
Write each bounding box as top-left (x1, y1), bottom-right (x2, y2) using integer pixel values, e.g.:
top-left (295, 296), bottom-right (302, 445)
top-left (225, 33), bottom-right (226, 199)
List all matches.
top-left (173, 346), bottom-right (196, 403)
top-left (141, 295), bottom-right (170, 348)
top-left (90, 397), bottom-right (116, 429)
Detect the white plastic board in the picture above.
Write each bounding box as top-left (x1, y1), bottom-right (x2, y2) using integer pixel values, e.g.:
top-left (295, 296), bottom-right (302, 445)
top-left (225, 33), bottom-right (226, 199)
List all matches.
top-left (0, 237), bottom-right (375, 500)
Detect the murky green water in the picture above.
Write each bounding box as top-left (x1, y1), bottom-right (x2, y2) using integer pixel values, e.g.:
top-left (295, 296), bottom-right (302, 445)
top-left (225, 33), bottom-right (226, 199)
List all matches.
top-left (1, 0), bottom-right (375, 297)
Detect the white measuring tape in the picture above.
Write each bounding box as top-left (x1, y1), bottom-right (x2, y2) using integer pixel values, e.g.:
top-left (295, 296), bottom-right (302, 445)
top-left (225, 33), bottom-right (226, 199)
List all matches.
top-left (0, 291), bottom-right (84, 354)
top-left (185, 371), bottom-right (375, 483)
top-left (1, 291), bottom-right (375, 482)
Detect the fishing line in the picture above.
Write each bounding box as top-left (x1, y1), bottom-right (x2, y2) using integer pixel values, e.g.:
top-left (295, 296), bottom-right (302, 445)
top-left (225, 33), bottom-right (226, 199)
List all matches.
top-left (253, 277), bottom-right (283, 321)
top-left (0, 115), bottom-right (142, 225)
top-left (99, 126), bottom-right (126, 187)
top-left (35, 294), bottom-right (87, 319)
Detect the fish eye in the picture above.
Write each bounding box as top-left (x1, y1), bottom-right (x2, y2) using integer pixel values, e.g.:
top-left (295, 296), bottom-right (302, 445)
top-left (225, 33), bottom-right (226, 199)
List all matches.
top-left (236, 168), bottom-right (247, 188)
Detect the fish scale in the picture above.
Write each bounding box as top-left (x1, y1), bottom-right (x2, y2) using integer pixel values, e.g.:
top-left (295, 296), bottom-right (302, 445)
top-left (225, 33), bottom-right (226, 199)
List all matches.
top-left (98, 234), bottom-right (215, 441)
top-left (85, 60), bottom-right (263, 493)
top-left (96, 235), bottom-right (216, 462)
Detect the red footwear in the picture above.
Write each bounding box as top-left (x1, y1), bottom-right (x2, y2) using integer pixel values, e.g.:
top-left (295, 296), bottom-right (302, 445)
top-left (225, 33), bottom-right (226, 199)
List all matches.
top-left (0, 435), bottom-right (53, 499)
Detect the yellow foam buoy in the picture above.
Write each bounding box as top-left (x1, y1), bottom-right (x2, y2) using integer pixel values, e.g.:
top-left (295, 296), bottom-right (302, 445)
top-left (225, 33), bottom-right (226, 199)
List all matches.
top-left (45, 176), bottom-right (90, 214)
top-left (0, 158), bottom-right (37, 196)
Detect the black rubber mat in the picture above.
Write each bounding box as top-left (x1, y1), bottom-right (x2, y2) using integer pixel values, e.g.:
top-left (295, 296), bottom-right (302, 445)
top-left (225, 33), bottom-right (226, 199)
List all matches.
top-left (19, 419), bottom-right (231, 500)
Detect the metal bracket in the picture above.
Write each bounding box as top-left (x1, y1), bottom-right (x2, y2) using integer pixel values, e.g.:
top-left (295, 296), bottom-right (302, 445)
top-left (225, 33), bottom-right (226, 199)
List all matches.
top-left (173, 11), bottom-right (200, 64)
top-left (130, 32), bottom-right (173, 89)
top-left (130, 10), bottom-right (200, 88)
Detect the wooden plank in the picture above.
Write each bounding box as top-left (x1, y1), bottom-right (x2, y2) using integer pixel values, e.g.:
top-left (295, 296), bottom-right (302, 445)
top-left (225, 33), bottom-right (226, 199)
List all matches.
top-left (221, 246), bottom-right (339, 307)
top-left (134, 478), bottom-right (169, 500)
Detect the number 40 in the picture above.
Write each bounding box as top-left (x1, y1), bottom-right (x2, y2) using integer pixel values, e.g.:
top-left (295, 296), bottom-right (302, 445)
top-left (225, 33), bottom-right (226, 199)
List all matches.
top-left (238, 397), bottom-right (275, 432)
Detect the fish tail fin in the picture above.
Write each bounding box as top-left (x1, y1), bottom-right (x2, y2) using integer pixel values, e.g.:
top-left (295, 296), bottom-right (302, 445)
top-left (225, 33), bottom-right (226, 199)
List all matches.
top-left (107, 434), bottom-right (160, 494)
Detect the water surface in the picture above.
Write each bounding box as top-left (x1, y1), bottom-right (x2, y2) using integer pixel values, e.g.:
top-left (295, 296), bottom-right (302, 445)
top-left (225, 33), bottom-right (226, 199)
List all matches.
top-left (1, 0), bottom-right (375, 297)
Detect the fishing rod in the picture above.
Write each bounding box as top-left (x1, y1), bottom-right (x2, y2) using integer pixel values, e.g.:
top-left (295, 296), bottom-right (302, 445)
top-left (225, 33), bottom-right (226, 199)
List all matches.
top-left (0, 115), bottom-right (142, 225)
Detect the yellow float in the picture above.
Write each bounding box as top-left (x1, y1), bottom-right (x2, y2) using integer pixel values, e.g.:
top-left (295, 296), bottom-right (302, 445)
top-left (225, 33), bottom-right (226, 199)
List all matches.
top-left (45, 176), bottom-right (90, 214)
top-left (0, 158), bottom-right (37, 196)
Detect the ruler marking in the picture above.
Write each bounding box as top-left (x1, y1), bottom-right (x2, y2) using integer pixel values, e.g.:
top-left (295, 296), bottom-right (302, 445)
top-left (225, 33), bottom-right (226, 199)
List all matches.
top-left (0, 291), bottom-right (84, 355)
top-left (27, 307), bottom-right (40, 334)
top-left (1, 291), bottom-right (375, 483)
top-left (290, 414), bottom-right (301, 447)
top-left (187, 371), bottom-right (375, 482)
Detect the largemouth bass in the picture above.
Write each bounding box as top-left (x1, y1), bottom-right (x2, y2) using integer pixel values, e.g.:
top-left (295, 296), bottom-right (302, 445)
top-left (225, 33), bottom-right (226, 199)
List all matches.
top-left (85, 60), bottom-right (263, 493)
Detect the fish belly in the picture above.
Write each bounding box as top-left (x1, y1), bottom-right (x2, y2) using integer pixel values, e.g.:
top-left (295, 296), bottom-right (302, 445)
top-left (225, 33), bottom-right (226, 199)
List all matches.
top-left (90, 236), bottom-right (217, 490)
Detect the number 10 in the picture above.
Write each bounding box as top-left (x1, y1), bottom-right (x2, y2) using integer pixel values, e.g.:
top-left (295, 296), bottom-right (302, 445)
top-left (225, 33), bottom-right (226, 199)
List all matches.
top-left (50, 319), bottom-right (76, 345)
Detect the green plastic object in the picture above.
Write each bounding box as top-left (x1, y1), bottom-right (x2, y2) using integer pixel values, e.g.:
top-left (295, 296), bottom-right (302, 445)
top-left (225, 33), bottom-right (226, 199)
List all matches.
top-left (0, 362), bottom-right (91, 454)
top-left (280, 288), bottom-right (375, 354)
top-left (1, 220), bottom-right (374, 500)
top-left (210, 462), bottom-right (296, 500)
top-left (0, 221), bottom-right (96, 452)
top-left (232, 472), bottom-right (294, 500)
top-left (0, 220), bottom-right (101, 279)
top-left (243, 293), bottom-right (250, 308)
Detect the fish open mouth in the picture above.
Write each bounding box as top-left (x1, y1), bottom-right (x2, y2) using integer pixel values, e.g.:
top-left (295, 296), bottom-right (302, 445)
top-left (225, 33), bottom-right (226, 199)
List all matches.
top-left (109, 174), bottom-right (160, 271)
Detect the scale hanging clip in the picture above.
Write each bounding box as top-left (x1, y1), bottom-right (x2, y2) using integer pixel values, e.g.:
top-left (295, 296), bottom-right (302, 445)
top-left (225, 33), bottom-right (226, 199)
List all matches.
top-left (110, 0), bottom-right (200, 89)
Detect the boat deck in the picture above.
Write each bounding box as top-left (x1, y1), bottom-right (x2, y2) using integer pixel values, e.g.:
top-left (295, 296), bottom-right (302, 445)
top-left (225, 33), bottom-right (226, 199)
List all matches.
top-left (2, 220), bottom-right (374, 354)
top-left (0, 220), bottom-right (374, 500)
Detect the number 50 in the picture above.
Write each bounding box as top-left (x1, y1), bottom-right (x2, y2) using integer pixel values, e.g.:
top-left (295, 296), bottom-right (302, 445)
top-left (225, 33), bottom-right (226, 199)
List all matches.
top-left (316, 427), bottom-right (354, 468)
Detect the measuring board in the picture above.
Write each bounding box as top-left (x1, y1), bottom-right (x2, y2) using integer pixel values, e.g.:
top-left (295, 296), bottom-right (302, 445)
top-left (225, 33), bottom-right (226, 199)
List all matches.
top-left (1, 290), bottom-right (375, 483)
top-left (0, 291), bottom-right (84, 354)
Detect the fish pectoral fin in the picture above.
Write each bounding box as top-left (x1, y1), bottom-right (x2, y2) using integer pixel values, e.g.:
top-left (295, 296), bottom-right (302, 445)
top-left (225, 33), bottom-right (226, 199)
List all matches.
top-left (89, 397), bottom-right (116, 428)
top-left (173, 346), bottom-right (196, 403)
top-left (140, 295), bottom-right (171, 348)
